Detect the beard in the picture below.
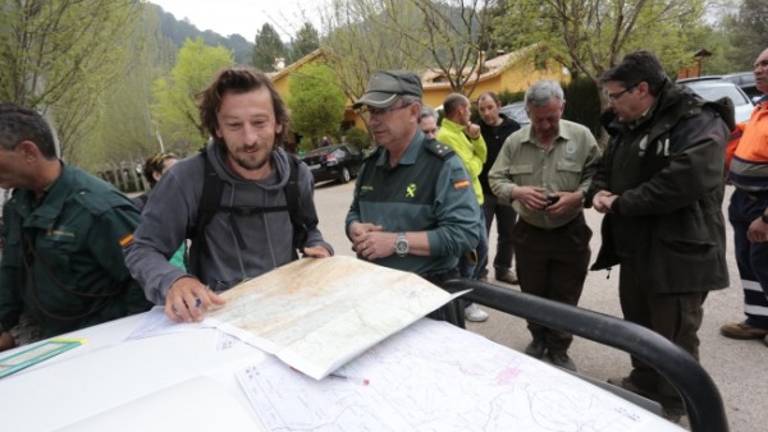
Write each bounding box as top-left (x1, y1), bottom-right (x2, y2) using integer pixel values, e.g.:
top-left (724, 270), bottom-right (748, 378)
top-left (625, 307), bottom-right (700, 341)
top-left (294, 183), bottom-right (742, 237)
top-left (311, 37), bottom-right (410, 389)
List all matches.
top-left (230, 148), bottom-right (272, 171)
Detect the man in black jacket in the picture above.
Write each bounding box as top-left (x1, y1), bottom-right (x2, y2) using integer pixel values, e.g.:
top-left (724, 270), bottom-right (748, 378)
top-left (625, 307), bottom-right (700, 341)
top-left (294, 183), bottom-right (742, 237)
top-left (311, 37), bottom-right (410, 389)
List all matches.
top-left (477, 92), bottom-right (520, 284)
top-left (588, 51), bottom-right (731, 421)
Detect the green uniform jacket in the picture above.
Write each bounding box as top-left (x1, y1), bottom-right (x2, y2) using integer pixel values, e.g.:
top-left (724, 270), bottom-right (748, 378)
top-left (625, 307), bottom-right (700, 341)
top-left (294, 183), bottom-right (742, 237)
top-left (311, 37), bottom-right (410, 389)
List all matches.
top-left (345, 132), bottom-right (483, 276)
top-left (436, 119), bottom-right (487, 204)
top-left (0, 165), bottom-right (151, 338)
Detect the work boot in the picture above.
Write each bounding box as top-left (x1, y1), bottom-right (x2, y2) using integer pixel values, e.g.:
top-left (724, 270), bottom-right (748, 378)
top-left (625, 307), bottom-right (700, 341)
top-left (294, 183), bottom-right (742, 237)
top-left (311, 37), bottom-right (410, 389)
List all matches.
top-left (547, 351), bottom-right (577, 371)
top-left (661, 404), bottom-right (686, 423)
top-left (606, 376), bottom-right (657, 400)
top-left (495, 269), bottom-right (518, 285)
top-left (720, 321), bottom-right (768, 339)
top-left (464, 303), bottom-right (489, 322)
top-left (523, 339), bottom-right (546, 359)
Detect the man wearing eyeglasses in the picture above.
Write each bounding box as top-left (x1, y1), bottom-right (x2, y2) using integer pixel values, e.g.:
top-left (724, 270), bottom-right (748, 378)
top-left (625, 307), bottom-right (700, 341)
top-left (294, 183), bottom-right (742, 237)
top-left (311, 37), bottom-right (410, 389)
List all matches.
top-left (588, 50), bottom-right (732, 421)
top-left (346, 71), bottom-right (483, 327)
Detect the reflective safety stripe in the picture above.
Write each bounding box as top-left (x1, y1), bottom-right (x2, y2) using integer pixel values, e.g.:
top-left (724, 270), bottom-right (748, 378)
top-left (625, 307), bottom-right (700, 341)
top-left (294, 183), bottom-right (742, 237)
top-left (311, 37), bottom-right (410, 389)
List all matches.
top-left (745, 304), bottom-right (768, 317)
top-left (743, 279), bottom-right (764, 292)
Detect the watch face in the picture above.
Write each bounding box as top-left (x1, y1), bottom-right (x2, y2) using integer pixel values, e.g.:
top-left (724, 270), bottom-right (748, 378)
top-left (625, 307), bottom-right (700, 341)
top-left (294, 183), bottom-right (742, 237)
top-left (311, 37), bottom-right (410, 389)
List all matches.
top-left (395, 240), bottom-right (408, 255)
top-left (395, 235), bottom-right (408, 256)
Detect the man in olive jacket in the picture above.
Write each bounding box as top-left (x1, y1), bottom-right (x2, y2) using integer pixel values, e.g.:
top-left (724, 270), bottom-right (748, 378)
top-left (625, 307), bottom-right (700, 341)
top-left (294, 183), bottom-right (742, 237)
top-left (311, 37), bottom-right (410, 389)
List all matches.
top-left (588, 51), bottom-right (732, 420)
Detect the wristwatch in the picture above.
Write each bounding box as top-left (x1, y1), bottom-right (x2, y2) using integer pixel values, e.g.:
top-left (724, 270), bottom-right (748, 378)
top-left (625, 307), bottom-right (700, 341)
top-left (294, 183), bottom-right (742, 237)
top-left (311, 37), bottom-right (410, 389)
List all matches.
top-left (394, 232), bottom-right (409, 257)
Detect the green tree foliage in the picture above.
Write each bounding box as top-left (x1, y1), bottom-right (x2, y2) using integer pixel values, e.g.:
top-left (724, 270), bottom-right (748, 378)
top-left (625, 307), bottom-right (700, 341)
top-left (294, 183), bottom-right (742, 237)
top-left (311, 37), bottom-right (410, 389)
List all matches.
top-left (320, 0), bottom-right (425, 102)
top-left (151, 38), bottom-right (233, 152)
top-left (290, 22), bottom-right (321, 62)
top-left (725, 0), bottom-right (768, 70)
top-left (253, 23), bottom-right (286, 72)
top-left (492, 0), bottom-right (705, 83)
top-left (287, 64), bottom-right (346, 150)
top-left (0, 0), bottom-right (141, 163)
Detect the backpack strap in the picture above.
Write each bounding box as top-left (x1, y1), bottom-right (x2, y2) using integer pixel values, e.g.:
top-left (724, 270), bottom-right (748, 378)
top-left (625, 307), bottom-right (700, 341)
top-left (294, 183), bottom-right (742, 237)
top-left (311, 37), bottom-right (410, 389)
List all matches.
top-left (188, 149), bottom-right (224, 275)
top-left (189, 150), bottom-right (315, 272)
top-left (285, 154), bottom-right (317, 255)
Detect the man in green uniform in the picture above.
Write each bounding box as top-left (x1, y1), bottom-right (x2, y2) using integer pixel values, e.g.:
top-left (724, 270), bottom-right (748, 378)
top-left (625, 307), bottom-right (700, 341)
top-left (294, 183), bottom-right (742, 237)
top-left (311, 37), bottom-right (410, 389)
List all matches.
top-left (0, 103), bottom-right (150, 351)
top-left (345, 71), bottom-right (482, 326)
top-left (489, 80), bottom-right (600, 371)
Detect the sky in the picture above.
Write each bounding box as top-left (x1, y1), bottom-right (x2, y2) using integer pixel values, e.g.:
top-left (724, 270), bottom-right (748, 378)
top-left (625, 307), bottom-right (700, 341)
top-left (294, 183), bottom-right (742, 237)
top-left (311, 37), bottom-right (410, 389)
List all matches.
top-left (150, 0), bottom-right (326, 42)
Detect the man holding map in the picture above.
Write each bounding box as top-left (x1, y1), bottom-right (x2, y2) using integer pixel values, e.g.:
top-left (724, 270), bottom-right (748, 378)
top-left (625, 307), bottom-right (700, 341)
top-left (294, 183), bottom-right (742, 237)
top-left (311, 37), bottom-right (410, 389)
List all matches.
top-left (125, 67), bottom-right (333, 323)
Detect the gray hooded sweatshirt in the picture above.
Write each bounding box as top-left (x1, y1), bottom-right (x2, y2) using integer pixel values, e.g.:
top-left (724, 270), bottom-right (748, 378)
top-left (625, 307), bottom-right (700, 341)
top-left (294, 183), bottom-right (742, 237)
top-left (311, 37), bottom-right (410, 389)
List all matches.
top-left (125, 142), bottom-right (333, 304)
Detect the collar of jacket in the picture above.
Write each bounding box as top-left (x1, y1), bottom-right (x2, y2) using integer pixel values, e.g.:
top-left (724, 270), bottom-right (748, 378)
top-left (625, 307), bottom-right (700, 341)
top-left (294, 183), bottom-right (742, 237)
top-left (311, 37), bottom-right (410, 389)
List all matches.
top-left (17, 162), bottom-right (71, 230)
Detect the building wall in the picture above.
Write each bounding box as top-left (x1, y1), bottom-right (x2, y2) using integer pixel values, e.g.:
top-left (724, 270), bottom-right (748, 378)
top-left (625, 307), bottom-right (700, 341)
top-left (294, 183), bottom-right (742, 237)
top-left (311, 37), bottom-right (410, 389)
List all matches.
top-left (422, 58), bottom-right (569, 109)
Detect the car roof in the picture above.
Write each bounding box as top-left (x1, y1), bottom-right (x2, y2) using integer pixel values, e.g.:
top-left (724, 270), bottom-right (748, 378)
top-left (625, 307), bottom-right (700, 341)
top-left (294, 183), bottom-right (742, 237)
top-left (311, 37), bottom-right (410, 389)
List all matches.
top-left (676, 75), bottom-right (723, 84)
top-left (683, 80), bottom-right (738, 89)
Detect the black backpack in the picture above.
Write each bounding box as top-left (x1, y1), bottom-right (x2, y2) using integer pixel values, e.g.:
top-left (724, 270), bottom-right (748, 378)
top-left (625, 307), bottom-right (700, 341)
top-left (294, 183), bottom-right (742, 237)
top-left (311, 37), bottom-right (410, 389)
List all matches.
top-left (187, 149), bottom-right (316, 274)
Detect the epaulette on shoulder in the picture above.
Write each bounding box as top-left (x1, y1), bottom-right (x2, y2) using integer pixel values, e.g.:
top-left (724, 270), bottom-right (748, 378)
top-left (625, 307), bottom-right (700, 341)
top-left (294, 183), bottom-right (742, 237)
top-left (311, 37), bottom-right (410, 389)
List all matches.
top-left (424, 139), bottom-right (455, 160)
top-left (74, 189), bottom-right (134, 216)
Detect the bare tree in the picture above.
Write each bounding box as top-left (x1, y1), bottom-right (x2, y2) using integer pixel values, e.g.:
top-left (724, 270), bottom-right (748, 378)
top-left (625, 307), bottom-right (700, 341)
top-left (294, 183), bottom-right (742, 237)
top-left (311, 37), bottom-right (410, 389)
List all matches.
top-left (0, 0), bottom-right (140, 162)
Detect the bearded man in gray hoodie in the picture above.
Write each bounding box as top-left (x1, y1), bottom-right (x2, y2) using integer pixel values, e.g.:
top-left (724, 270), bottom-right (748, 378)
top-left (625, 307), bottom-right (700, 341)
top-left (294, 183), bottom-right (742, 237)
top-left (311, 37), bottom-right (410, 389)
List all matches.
top-left (125, 67), bottom-right (333, 323)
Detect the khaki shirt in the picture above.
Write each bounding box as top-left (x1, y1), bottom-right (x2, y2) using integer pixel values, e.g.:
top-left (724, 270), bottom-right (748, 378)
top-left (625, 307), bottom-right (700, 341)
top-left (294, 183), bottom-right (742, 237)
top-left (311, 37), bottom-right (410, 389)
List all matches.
top-left (488, 119), bottom-right (600, 229)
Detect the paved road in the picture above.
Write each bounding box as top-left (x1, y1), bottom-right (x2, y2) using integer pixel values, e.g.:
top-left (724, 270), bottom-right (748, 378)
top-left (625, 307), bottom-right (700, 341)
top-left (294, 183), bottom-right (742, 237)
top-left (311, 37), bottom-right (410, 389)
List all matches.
top-left (313, 180), bottom-right (766, 432)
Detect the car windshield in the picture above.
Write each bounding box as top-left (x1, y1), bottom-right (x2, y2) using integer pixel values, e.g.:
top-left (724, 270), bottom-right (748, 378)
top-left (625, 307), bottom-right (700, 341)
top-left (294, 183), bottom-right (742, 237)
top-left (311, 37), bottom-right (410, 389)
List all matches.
top-left (686, 83), bottom-right (750, 106)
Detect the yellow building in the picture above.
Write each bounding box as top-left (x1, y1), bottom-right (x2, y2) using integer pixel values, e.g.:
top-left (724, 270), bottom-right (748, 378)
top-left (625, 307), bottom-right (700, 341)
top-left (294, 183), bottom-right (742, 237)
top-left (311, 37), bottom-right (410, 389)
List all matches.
top-left (421, 44), bottom-right (570, 109)
top-left (270, 44), bottom-right (569, 132)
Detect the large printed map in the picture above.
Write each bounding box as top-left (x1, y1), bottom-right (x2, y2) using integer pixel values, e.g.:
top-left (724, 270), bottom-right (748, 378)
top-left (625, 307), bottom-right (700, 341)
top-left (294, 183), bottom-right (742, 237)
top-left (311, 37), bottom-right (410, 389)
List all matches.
top-left (236, 320), bottom-right (683, 432)
top-left (208, 256), bottom-right (465, 379)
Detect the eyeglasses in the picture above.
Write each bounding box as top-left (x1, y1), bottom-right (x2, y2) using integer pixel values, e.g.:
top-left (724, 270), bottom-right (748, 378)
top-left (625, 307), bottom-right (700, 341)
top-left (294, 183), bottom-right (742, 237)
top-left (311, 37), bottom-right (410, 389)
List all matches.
top-left (358, 101), bottom-right (413, 118)
top-left (605, 83), bottom-right (638, 101)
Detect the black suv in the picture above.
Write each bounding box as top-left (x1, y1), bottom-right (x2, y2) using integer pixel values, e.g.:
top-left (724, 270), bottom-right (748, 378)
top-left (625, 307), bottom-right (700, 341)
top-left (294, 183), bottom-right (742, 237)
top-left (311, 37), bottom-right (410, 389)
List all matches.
top-left (300, 144), bottom-right (363, 184)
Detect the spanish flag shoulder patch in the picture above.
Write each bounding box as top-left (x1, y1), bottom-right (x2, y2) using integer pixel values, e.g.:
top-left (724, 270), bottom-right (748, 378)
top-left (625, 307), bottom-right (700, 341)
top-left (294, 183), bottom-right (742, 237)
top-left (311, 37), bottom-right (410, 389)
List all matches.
top-left (119, 233), bottom-right (134, 248)
top-left (453, 179), bottom-right (471, 190)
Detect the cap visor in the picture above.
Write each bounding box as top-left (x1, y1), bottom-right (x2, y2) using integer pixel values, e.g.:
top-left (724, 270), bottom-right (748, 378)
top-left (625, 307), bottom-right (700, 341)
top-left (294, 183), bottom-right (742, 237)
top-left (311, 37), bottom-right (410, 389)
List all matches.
top-left (353, 92), bottom-right (399, 109)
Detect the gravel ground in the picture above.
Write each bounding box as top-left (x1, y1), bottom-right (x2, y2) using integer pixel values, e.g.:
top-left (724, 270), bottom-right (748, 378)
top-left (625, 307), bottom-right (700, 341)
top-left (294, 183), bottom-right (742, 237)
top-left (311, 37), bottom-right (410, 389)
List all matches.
top-left (314, 181), bottom-right (766, 432)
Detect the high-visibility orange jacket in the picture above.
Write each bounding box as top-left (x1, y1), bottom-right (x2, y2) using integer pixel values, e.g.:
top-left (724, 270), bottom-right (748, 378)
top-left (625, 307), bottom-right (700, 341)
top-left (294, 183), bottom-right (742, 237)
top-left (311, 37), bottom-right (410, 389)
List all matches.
top-left (728, 100), bottom-right (768, 192)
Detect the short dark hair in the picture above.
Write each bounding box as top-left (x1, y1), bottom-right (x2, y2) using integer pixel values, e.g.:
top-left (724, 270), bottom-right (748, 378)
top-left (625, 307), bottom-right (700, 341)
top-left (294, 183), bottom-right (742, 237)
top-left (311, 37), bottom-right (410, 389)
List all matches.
top-left (443, 93), bottom-right (469, 118)
top-left (0, 103), bottom-right (57, 159)
top-left (197, 66), bottom-right (289, 146)
top-left (143, 152), bottom-right (177, 187)
top-left (600, 50), bottom-right (668, 96)
top-left (477, 91), bottom-right (500, 106)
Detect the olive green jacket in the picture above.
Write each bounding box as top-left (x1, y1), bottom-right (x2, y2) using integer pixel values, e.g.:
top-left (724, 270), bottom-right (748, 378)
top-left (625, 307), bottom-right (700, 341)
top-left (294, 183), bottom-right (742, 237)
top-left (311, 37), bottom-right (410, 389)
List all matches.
top-left (0, 164), bottom-right (151, 338)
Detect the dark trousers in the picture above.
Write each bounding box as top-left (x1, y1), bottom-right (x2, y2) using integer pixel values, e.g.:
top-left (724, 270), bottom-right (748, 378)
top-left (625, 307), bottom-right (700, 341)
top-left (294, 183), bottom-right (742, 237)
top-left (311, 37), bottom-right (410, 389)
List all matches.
top-left (619, 260), bottom-right (707, 410)
top-left (480, 193), bottom-right (517, 277)
top-left (423, 268), bottom-right (465, 328)
top-left (513, 215), bottom-right (591, 353)
top-left (728, 189), bottom-right (768, 329)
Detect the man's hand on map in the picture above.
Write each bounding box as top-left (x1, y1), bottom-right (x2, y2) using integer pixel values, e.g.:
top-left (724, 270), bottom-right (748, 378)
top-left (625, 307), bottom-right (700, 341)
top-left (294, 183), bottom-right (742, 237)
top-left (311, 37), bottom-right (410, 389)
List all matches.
top-left (165, 277), bottom-right (226, 323)
top-left (0, 331), bottom-right (15, 352)
top-left (355, 231), bottom-right (397, 260)
top-left (303, 245), bottom-right (332, 258)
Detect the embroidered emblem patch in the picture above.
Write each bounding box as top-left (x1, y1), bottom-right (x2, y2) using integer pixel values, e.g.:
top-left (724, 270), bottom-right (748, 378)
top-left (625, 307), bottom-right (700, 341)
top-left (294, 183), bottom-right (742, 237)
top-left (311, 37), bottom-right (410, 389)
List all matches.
top-left (119, 233), bottom-right (134, 248)
top-left (453, 179), bottom-right (471, 190)
top-left (405, 183), bottom-right (417, 198)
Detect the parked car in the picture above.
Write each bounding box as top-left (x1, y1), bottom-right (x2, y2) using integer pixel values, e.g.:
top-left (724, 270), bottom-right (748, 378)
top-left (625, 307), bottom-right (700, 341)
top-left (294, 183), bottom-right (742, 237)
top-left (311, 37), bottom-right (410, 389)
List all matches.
top-left (678, 78), bottom-right (754, 123)
top-left (721, 72), bottom-right (760, 101)
top-left (300, 144), bottom-right (363, 184)
top-left (499, 101), bottom-right (530, 126)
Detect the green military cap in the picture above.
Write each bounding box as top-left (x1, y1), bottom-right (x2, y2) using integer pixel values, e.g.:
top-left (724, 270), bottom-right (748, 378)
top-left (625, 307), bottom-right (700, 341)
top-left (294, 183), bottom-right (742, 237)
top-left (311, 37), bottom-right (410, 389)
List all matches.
top-left (353, 71), bottom-right (423, 109)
